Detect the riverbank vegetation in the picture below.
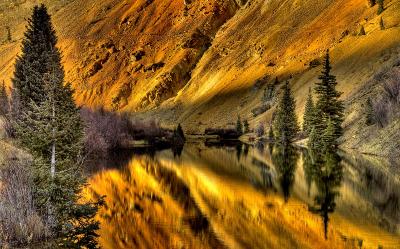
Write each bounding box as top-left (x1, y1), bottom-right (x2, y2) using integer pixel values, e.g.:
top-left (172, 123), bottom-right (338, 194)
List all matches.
top-left (0, 5), bottom-right (103, 248)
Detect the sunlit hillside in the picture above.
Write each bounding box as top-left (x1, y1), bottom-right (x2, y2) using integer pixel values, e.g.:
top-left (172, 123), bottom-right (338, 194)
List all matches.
top-left (0, 0), bottom-right (399, 158)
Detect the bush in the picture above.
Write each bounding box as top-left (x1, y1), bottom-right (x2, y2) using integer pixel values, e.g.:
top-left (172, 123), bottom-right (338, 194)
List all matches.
top-left (251, 104), bottom-right (271, 117)
top-left (383, 70), bottom-right (400, 104)
top-left (0, 155), bottom-right (48, 246)
top-left (372, 98), bottom-right (389, 127)
top-left (256, 123), bottom-right (265, 137)
top-left (367, 68), bottom-right (400, 128)
top-left (80, 108), bottom-right (133, 153)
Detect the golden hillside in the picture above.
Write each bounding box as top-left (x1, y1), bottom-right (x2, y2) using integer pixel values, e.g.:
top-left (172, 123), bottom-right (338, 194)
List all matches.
top-left (0, 0), bottom-right (399, 157)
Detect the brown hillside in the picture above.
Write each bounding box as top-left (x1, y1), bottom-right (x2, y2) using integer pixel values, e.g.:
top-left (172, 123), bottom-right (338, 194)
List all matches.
top-left (0, 0), bottom-right (399, 158)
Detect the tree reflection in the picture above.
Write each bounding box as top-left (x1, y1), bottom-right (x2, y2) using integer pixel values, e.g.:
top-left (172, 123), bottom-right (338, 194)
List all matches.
top-left (271, 145), bottom-right (299, 202)
top-left (304, 149), bottom-right (343, 239)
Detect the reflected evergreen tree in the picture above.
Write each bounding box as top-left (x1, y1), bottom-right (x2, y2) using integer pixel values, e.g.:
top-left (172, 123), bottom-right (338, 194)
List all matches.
top-left (271, 145), bottom-right (299, 202)
top-left (172, 144), bottom-right (184, 158)
top-left (256, 141), bottom-right (265, 154)
top-left (307, 150), bottom-right (343, 239)
top-left (236, 143), bottom-right (242, 161)
top-left (243, 144), bottom-right (249, 158)
top-left (302, 150), bottom-right (316, 197)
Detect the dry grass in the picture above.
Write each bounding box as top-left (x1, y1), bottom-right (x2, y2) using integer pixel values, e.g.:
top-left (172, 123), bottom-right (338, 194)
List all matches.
top-left (0, 152), bottom-right (49, 247)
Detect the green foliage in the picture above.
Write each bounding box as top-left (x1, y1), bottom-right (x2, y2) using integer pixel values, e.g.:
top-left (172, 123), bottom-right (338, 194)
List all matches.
top-left (377, 0), bottom-right (384, 14)
top-left (379, 17), bottom-right (385, 30)
top-left (368, 0), bottom-right (376, 7)
top-left (11, 4), bottom-right (59, 111)
top-left (359, 25), bottom-right (366, 36)
top-left (236, 115), bottom-right (243, 135)
top-left (314, 50), bottom-right (344, 142)
top-left (10, 4), bottom-right (101, 248)
top-left (274, 81), bottom-right (299, 144)
top-left (262, 83), bottom-right (274, 103)
top-left (305, 149), bottom-right (342, 239)
top-left (365, 97), bottom-right (374, 125)
top-left (271, 145), bottom-right (299, 202)
top-left (0, 81), bottom-right (9, 116)
top-left (243, 119), bottom-right (249, 133)
top-left (322, 118), bottom-right (337, 152)
top-left (172, 123), bottom-right (186, 145)
top-left (303, 88), bottom-right (315, 136)
top-left (6, 26), bottom-right (11, 42)
top-left (268, 124), bottom-right (274, 141)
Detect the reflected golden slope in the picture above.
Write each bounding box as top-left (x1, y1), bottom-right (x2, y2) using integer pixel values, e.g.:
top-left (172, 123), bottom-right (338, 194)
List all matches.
top-left (82, 151), bottom-right (400, 249)
top-left (84, 157), bottom-right (224, 249)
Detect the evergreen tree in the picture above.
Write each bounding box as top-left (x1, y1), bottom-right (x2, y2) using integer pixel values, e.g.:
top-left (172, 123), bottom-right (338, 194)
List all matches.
top-left (11, 5), bottom-right (101, 247)
top-left (236, 115), bottom-right (243, 135)
top-left (172, 123), bottom-right (186, 146)
top-left (379, 17), bottom-right (385, 30)
top-left (377, 0), bottom-right (384, 14)
top-left (359, 25), bottom-right (366, 36)
top-left (6, 26), bottom-right (12, 42)
top-left (303, 88), bottom-right (315, 136)
top-left (322, 118), bottom-right (337, 152)
top-left (243, 119), bottom-right (249, 133)
top-left (11, 4), bottom-right (60, 116)
top-left (365, 97), bottom-right (374, 125)
top-left (271, 145), bottom-right (299, 202)
top-left (268, 124), bottom-right (274, 141)
top-left (0, 81), bottom-right (9, 116)
top-left (274, 81), bottom-right (299, 144)
top-left (314, 50), bottom-right (344, 141)
top-left (368, 0), bottom-right (376, 7)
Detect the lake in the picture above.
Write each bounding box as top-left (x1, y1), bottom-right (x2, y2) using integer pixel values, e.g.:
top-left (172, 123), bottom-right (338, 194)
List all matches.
top-left (84, 141), bottom-right (400, 249)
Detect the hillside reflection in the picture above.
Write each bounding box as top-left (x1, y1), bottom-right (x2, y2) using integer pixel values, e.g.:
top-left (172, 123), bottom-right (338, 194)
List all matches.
top-left (84, 143), bottom-right (400, 249)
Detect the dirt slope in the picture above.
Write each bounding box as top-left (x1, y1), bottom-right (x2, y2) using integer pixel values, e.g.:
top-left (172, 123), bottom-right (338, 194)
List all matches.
top-left (0, 0), bottom-right (399, 158)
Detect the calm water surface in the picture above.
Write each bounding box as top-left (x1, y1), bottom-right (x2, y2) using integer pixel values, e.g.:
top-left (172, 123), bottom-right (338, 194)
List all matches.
top-left (85, 142), bottom-right (400, 249)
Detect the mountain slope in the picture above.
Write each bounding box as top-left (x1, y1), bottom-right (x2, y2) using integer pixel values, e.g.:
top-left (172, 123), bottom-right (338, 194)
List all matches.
top-left (0, 0), bottom-right (399, 159)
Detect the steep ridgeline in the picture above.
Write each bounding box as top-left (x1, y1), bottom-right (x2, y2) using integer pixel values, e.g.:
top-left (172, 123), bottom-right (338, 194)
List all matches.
top-left (0, 0), bottom-right (400, 159)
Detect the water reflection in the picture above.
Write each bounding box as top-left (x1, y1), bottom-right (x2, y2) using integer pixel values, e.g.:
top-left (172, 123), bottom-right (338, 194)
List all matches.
top-left (271, 145), bottom-right (299, 202)
top-left (304, 150), bottom-right (343, 239)
top-left (85, 142), bottom-right (400, 249)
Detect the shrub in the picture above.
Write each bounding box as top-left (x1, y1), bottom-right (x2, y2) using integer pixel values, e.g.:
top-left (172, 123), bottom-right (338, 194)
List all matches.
top-left (80, 108), bottom-right (133, 153)
top-left (251, 104), bottom-right (271, 117)
top-left (372, 98), bottom-right (389, 127)
top-left (256, 123), bottom-right (265, 137)
top-left (383, 70), bottom-right (400, 104)
top-left (0, 155), bottom-right (48, 246)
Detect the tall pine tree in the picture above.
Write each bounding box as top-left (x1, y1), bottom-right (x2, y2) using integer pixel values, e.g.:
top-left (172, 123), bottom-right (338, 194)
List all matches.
top-left (0, 81), bottom-right (9, 116)
top-left (11, 4), bottom-right (60, 115)
top-left (274, 81), bottom-right (299, 144)
top-left (377, 0), bottom-right (384, 14)
top-left (303, 88), bottom-right (315, 136)
top-left (236, 115), bottom-right (243, 135)
top-left (11, 5), bottom-right (101, 248)
top-left (314, 50), bottom-right (344, 141)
